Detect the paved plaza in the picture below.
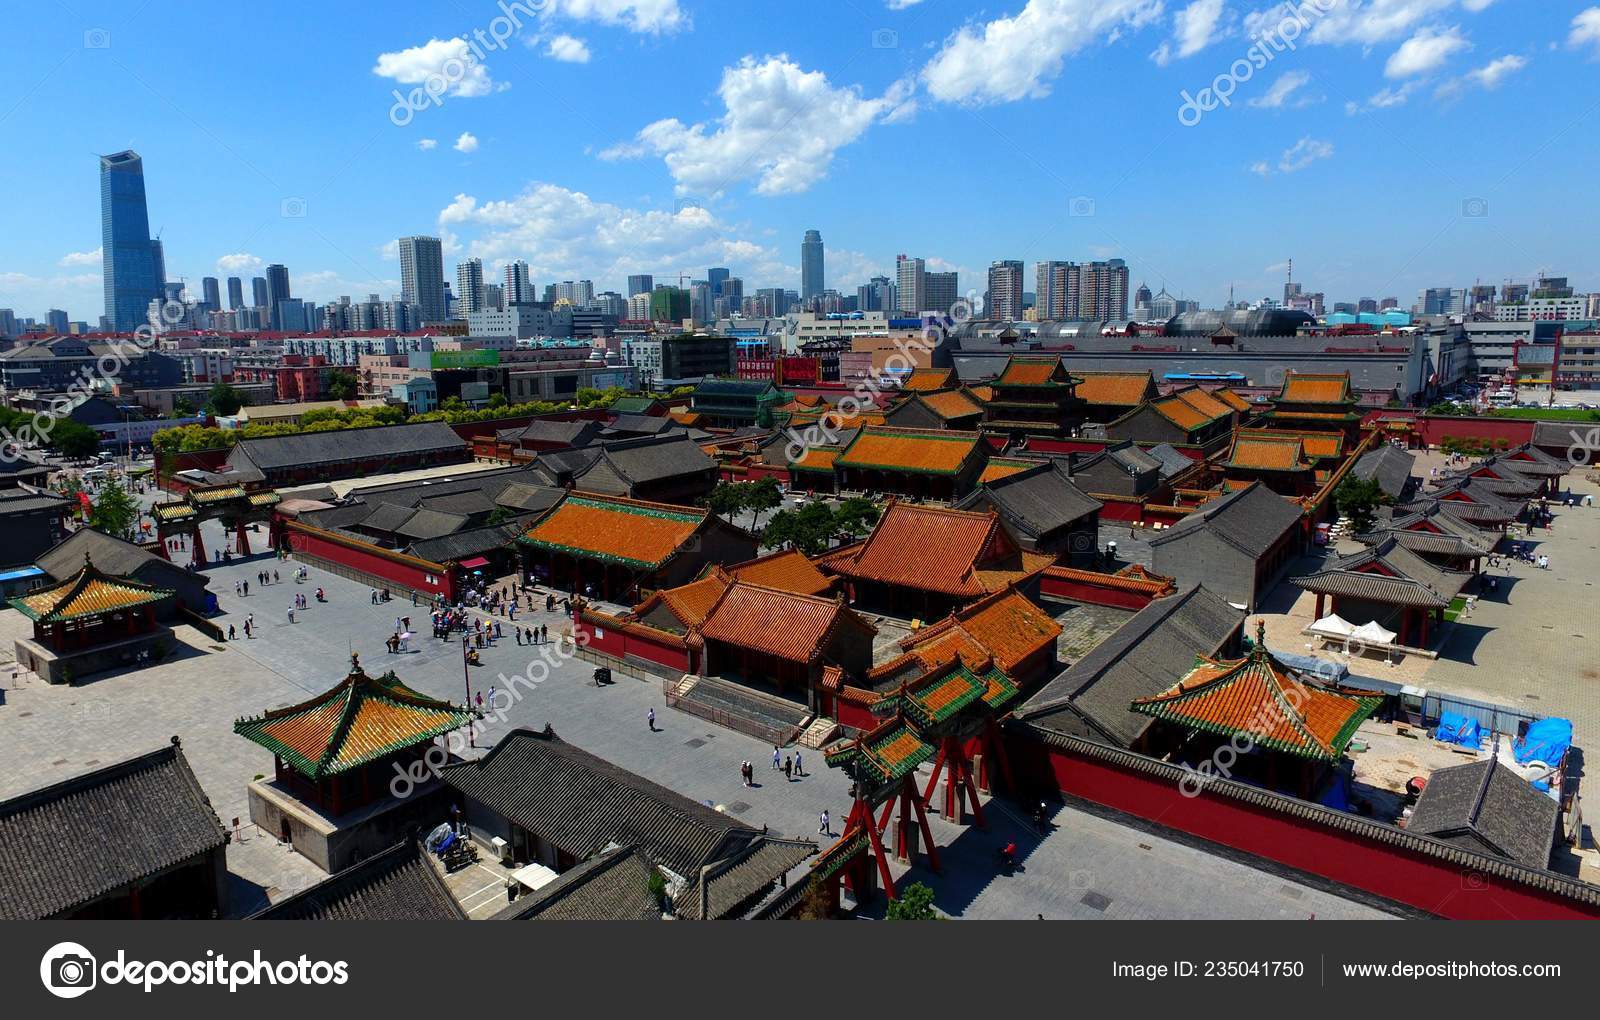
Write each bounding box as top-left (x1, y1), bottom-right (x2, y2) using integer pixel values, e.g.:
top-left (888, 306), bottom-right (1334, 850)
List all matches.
top-left (0, 495), bottom-right (1394, 920)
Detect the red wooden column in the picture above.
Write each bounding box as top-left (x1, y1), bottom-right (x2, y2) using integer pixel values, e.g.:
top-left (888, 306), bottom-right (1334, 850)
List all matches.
top-left (236, 520), bottom-right (252, 556)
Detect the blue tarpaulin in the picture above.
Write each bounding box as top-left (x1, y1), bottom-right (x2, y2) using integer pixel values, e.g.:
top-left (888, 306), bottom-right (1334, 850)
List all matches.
top-left (1435, 711), bottom-right (1481, 748)
top-left (1515, 718), bottom-right (1572, 767)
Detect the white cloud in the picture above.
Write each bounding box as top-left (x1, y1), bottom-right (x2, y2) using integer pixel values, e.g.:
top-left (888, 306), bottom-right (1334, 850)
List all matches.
top-left (1151, 0), bottom-right (1228, 66)
top-left (1570, 7), bottom-right (1600, 55)
top-left (58, 247), bottom-right (102, 267)
top-left (545, 0), bottom-right (687, 34)
top-left (1385, 25), bottom-right (1471, 77)
top-left (603, 55), bottom-right (916, 196)
top-left (922, 0), bottom-right (1164, 105)
top-left (417, 138), bottom-right (438, 150)
top-left (1253, 136), bottom-right (1333, 175)
top-left (434, 181), bottom-right (795, 290)
top-left (887, 0), bottom-right (926, 7)
top-left (372, 38), bottom-right (499, 98)
top-left (1248, 69), bottom-right (1314, 108)
top-left (1466, 53), bottom-right (1526, 88)
top-left (545, 34), bottom-right (592, 62)
top-left (454, 131), bottom-right (480, 153)
top-left (216, 253), bottom-right (264, 274)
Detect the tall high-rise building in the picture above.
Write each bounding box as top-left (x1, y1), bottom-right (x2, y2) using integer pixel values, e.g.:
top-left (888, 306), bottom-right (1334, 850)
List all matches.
top-left (46, 309), bottom-right (70, 333)
top-left (148, 239), bottom-right (167, 295)
top-left (554, 280), bottom-right (595, 306)
top-left (99, 150), bottom-right (164, 331)
top-left (896, 255), bottom-right (925, 314)
top-left (398, 236), bottom-right (447, 323)
top-left (857, 276), bottom-right (894, 313)
top-left (504, 260), bottom-right (532, 304)
top-left (201, 276), bottom-right (222, 312)
top-left (707, 267), bottom-right (730, 302)
top-left (1034, 261), bottom-right (1075, 320)
top-left (1077, 259), bottom-right (1129, 320)
top-left (455, 258), bottom-right (485, 315)
top-left (800, 230), bottom-right (824, 300)
top-left (226, 276), bottom-right (244, 311)
top-left (627, 274), bottom-right (654, 298)
top-left (251, 277), bottom-right (270, 309)
top-left (265, 264), bottom-right (291, 330)
top-left (986, 260), bottom-right (1024, 320)
top-left (925, 272), bottom-right (958, 316)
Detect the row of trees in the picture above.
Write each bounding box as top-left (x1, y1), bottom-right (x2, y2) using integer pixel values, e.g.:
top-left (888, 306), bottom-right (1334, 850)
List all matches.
top-left (706, 480), bottom-right (883, 555)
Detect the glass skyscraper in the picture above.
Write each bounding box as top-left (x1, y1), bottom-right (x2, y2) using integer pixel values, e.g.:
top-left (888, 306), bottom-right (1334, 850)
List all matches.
top-left (100, 151), bottom-right (162, 331)
top-left (800, 229), bottom-right (824, 301)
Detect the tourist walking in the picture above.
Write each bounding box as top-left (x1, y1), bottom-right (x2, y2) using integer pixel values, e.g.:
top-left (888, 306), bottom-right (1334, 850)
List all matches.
top-left (772, 746), bottom-right (781, 770)
top-left (794, 750), bottom-right (804, 777)
top-left (783, 756), bottom-right (793, 782)
top-left (819, 810), bottom-right (830, 836)
top-left (647, 707), bottom-right (656, 731)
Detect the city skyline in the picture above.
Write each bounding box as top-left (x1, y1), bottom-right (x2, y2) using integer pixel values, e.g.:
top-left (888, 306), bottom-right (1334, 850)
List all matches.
top-left (3, 1), bottom-right (1599, 321)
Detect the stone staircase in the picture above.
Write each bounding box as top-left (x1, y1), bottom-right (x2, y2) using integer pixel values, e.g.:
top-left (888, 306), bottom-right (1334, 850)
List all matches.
top-left (797, 716), bottom-right (839, 749)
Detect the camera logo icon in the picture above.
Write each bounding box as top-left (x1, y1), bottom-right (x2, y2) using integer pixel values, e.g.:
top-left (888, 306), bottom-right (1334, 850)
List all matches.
top-left (40, 942), bottom-right (97, 998)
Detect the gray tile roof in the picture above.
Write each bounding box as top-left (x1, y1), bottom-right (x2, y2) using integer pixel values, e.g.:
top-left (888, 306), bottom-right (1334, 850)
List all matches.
top-left (1019, 585), bottom-right (1243, 747)
top-left (493, 844), bottom-right (663, 920)
top-left (603, 413), bottom-right (679, 436)
top-left (252, 839), bottom-right (465, 920)
top-left (441, 726), bottom-right (759, 879)
top-left (674, 836), bottom-right (817, 919)
top-left (408, 522), bottom-right (526, 564)
top-left (1292, 536), bottom-right (1472, 608)
top-left (1351, 444), bottom-right (1416, 499)
top-left (953, 463), bottom-right (1101, 539)
top-left (1406, 759), bottom-right (1558, 870)
top-left (231, 422), bottom-right (465, 471)
top-left (1144, 443), bottom-right (1199, 479)
top-left (0, 739), bottom-right (226, 919)
top-left (1147, 481), bottom-right (1303, 557)
top-left (575, 433), bottom-right (716, 489)
top-left (36, 527), bottom-right (165, 581)
top-left (507, 419), bottom-right (601, 447)
top-left (393, 508), bottom-right (471, 541)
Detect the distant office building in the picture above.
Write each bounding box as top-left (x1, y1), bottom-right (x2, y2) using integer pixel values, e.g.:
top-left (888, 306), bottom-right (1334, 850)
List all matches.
top-left (226, 277), bottom-right (244, 311)
top-left (99, 150), bottom-right (164, 331)
top-left (1358, 297), bottom-right (1378, 314)
top-left (398, 236), bottom-right (447, 323)
top-left (553, 280), bottom-right (595, 307)
top-left (455, 258), bottom-right (485, 315)
top-left (200, 277), bottom-right (221, 312)
top-left (504, 260), bottom-right (533, 304)
top-left (275, 299), bottom-right (306, 333)
top-left (858, 275), bottom-right (894, 313)
top-left (627, 274), bottom-right (654, 298)
top-left (896, 255), bottom-right (925, 314)
top-left (801, 230), bottom-right (824, 300)
top-left (755, 288), bottom-right (788, 317)
top-left (650, 287), bottom-right (690, 323)
top-left (0, 309), bottom-right (17, 338)
top-left (1035, 261), bottom-right (1073, 320)
top-left (986, 260), bottom-right (1024, 320)
top-left (265, 264), bottom-right (291, 329)
top-left (45, 309), bottom-right (69, 334)
top-left (707, 267), bottom-right (730, 302)
top-left (251, 277), bottom-right (269, 309)
top-left (925, 272), bottom-right (958, 316)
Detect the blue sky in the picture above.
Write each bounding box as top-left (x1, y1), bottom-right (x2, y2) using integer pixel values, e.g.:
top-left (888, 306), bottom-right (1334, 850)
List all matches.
top-left (2, 0), bottom-right (1597, 322)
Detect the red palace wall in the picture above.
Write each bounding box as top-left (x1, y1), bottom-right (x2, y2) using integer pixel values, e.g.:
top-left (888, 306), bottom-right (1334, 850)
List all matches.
top-left (285, 524), bottom-right (455, 601)
top-left (573, 614), bottom-right (690, 674)
top-left (1039, 572), bottom-right (1162, 611)
top-left (1010, 732), bottom-right (1600, 920)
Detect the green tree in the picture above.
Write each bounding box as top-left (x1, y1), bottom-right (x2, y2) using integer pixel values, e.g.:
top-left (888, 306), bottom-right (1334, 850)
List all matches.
top-left (575, 387), bottom-right (603, 407)
top-left (326, 370), bottom-right (360, 401)
top-left (707, 481), bottom-right (749, 519)
top-left (89, 477), bottom-right (140, 538)
top-left (487, 391), bottom-right (509, 409)
top-left (831, 497), bottom-right (881, 542)
top-left (207, 382), bottom-right (246, 416)
top-left (172, 396), bottom-right (198, 417)
top-left (884, 882), bottom-right (938, 920)
top-left (1334, 475), bottom-right (1389, 534)
top-left (745, 477), bottom-right (783, 529)
top-left (49, 419), bottom-right (102, 460)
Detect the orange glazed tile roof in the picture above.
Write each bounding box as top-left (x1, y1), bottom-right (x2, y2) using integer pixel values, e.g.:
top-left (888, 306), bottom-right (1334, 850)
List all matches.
top-left (1268, 409), bottom-right (1359, 421)
top-left (234, 657), bottom-right (475, 779)
top-left (698, 584), bottom-right (873, 663)
top-left (897, 587), bottom-right (1061, 677)
top-left (1227, 434), bottom-right (1311, 471)
top-left (1040, 564), bottom-right (1177, 597)
top-left (823, 502), bottom-right (1047, 597)
top-left (1279, 372), bottom-right (1353, 404)
top-left (1173, 387), bottom-right (1233, 421)
top-left (918, 388), bottom-right (985, 420)
top-left (997, 355), bottom-right (1066, 387)
top-left (789, 406), bottom-right (888, 431)
top-left (968, 385), bottom-right (994, 402)
top-left (1211, 387), bottom-right (1253, 412)
top-left (901, 368), bottom-right (957, 391)
top-left (1130, 627), bottom-right (1380, 761)
top-left (836, 427), bottom-right (982, 475)
top-left (726, 549), bottom-right (834, 596)
top-left (636, 569), bottom-right (734, 628)
top-left (1149, 393), bottom-right (1215, 431)
top-left (1247, 428), bottom-right (1345, 459)
top-left (789, 447), bottom-right (841, 472)
top-left (1073, 371), bottom-right (1155, 406)
top-left (11, 555), bottom-right (172, 623)
top-left (519, 492), bottom-right (707, 569)
top-left (979, 458), bottom-right (1037, 484)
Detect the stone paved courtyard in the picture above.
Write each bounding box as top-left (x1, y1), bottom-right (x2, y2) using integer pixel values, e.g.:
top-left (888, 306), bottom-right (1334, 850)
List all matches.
top-left (0, 497), bottom-right (1392, 920)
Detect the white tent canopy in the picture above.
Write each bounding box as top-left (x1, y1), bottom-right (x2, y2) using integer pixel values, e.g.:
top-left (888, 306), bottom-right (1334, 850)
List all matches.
top-left (1352, 621), bottom-right (1399, 646)
top-left (1307, 614), bottom-right (1356, 639)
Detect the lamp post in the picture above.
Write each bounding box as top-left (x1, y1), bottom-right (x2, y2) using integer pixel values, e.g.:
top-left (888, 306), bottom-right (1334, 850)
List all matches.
top-left (462, 635), bottom-right (476, 747)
